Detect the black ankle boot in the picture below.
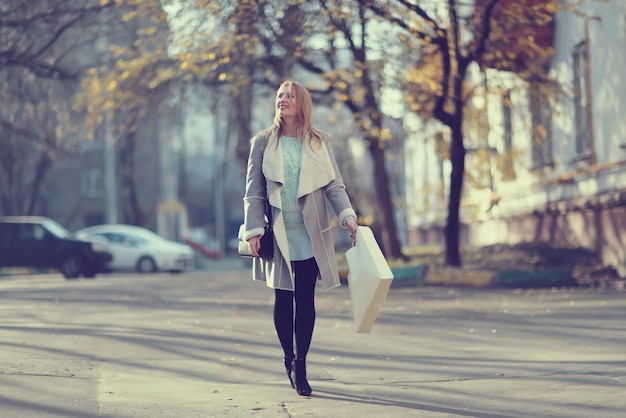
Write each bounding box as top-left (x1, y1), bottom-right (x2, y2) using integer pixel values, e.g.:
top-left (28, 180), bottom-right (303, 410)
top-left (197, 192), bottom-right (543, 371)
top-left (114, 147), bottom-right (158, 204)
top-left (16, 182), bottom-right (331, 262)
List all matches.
top-left (283, 357), bottom-right (295, 389)
top-left (294, 358), bottom-right (312, 396)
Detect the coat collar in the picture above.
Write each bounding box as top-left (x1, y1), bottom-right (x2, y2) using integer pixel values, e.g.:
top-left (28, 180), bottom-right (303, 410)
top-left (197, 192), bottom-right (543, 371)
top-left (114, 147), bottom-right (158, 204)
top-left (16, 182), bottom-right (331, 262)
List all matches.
top-left (263, 131), bottom-right (336, 199)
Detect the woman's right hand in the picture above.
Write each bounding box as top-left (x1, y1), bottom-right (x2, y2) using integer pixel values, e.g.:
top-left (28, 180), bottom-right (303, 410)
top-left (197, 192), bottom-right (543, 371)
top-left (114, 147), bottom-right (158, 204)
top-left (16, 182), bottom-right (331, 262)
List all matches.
top-left (345, 218), bottom-right (358, 243)
top-left (247, 235), bottom-right (261, 257)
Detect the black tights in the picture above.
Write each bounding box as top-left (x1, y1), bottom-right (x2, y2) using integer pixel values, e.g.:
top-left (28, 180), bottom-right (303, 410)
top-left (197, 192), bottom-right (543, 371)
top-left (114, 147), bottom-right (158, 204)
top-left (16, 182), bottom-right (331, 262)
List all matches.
top-left (274, 257), bottom-right (319, 360)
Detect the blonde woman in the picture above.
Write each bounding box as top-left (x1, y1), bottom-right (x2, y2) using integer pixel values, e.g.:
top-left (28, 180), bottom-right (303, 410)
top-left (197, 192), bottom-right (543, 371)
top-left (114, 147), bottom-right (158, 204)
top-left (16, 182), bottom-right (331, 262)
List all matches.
top-left (242, 80), bottom-right (358, 396)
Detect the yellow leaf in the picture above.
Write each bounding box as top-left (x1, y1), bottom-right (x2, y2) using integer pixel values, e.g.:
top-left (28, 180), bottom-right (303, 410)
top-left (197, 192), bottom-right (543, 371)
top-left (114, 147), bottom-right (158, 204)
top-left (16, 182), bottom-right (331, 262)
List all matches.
top-left (91, 78), bottom-right (102, 95)
top-left (536, 124), bottom-right (547, 138)
top-left (122, 11), bottom-right (137, 22)
top-left (380, 129), bottom-right (392, 141)
top-left (138, 26), bottom-right (157, 36)
top-left (218, 73), bottom-right (227, 81)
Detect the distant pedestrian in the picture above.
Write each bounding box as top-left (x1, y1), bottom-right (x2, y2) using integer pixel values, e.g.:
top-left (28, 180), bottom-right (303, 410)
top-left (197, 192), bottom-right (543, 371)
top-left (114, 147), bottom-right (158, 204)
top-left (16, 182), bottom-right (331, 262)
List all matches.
top-left (241, 80), bottom-right (359, 396)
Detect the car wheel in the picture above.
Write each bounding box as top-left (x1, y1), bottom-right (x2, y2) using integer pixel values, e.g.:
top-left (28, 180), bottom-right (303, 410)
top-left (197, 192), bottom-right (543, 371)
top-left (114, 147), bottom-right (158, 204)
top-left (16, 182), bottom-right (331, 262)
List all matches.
top-left (60, 253), bottom-right (84, 279)
top-left (136, 256), bottom-right (157, 273)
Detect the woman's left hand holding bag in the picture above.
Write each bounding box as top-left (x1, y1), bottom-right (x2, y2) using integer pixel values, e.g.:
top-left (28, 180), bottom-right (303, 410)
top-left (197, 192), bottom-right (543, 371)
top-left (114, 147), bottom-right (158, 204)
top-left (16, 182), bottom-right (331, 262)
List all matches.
top-left (247, 235), bottom-right (261, 258)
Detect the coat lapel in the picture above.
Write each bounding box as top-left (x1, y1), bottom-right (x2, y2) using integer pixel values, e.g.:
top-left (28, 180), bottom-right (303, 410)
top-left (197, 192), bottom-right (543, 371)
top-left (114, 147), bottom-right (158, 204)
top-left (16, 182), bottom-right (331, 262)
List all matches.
top-left (262, 131), bottom-right (284, 184)
top-left (298, 137), bottom-right (336, 198)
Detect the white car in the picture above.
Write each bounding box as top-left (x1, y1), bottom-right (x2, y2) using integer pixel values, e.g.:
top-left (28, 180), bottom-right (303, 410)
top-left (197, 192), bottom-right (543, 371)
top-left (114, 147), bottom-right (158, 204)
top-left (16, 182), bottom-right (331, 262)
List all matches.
top-left (75, 224), bottom-right (194, 273)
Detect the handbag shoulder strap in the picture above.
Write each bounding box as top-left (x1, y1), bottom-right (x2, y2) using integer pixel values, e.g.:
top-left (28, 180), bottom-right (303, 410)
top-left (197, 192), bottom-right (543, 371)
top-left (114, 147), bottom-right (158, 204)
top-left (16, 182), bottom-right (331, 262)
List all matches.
top-left (261, 133), bottom-right (273, 225)
top-left (265, 199), bottom-right (272, 225)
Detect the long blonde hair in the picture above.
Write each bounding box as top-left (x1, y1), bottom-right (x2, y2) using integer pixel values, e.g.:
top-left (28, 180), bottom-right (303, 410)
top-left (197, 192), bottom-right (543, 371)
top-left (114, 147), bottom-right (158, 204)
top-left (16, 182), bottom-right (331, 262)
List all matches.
top-left (267, 80), bottom-right (323, 148)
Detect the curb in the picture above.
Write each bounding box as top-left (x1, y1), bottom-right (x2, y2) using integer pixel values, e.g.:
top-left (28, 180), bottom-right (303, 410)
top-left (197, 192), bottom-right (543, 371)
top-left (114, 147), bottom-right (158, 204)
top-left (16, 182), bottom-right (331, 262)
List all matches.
top-left (339, 263), bottom-right (429, 288)
top-left (389, 264), bottom-right (428, 287)
top-left (425, 266), bottom-right (578, 288)
top-left (426, 267), bottom-right (494, 287)
top-left (0, 267), bottom-right (53, 277)
top-left (492, 267), bottom-right (575, 288)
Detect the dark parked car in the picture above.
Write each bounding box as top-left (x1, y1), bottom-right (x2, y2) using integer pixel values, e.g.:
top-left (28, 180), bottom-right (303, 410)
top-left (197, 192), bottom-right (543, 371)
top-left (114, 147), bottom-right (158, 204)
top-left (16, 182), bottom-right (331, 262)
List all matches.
top-left (0, 216), bottom-right (113, 279)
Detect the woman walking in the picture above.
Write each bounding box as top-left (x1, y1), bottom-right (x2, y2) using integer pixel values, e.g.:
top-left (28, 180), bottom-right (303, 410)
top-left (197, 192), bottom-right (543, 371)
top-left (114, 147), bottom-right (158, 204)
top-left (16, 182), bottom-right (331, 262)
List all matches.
top-left (241, 80), bottom-right (359, 396)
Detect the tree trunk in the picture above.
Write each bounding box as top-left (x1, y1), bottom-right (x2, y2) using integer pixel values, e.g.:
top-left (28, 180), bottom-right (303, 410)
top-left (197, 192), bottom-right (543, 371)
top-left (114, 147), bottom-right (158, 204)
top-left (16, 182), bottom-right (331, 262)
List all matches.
top-left (444, 116), bottom-right (465, 266)
top-left (0, 145), bottom-right (18, 215)
top-left (25, 152), bottom-right (51, 215)
top-left (118, 130), bottom-right (145, 226)
top-left (367, 138), bottom-right (405, 260)
top-left (234, 80), bottom-right (253, 167)
top-left (233, 0), bottom-right (256, 169)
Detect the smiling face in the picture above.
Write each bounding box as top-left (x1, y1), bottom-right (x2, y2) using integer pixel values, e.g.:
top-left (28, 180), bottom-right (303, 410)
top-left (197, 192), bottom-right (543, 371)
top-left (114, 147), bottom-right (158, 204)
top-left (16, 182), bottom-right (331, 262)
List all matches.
top-left (276, 83), bottom-right (297, 120)
top-left (272, 81), bottom-right (316, 139)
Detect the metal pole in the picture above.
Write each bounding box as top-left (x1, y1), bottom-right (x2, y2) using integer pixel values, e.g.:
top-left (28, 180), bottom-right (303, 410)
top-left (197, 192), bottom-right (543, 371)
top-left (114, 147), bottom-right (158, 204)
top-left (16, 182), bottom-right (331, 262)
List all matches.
top-left (100, 10), bottom-right (117, 223)
top-left (104, 110), bottom-right (117, 224)
top-left (213, 97), bottom-right (225, 254)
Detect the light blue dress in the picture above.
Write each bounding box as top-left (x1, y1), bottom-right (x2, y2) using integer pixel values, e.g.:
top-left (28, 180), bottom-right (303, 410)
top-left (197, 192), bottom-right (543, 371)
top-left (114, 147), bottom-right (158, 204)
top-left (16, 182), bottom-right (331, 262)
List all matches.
top-left (280, 136), bottom-right (314, 261)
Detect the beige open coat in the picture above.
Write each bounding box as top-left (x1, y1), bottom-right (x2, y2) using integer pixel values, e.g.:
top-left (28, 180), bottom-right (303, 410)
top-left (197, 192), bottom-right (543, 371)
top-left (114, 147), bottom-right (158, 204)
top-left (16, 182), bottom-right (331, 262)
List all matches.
top-left (242, 130), bottom-right (356, 291)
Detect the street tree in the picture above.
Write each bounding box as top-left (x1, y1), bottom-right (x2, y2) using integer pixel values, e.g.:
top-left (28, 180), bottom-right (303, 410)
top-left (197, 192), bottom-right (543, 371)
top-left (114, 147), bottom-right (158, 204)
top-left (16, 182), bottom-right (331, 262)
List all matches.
top-left (75, 0), bottom-right (178, 225)
top-left (294, 0), bottom-right (406, 259)
top-left (370, 0), bottom-right (573, 266)
top-left (77, 1), bottom-right (300, 224)
top-left (0, 0), bottom-right (104, 215)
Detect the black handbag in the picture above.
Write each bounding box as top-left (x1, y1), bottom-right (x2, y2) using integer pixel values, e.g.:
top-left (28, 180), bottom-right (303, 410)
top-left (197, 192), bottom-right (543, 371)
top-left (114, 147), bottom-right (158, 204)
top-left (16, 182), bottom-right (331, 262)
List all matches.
top-left (238, 201), bottom-right (274, 259)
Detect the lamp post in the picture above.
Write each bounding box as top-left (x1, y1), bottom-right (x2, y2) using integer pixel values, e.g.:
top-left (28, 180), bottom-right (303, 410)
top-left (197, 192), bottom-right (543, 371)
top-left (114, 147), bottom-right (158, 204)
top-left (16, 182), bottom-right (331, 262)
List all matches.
top-left (99, 10), bottom-right (118, 223)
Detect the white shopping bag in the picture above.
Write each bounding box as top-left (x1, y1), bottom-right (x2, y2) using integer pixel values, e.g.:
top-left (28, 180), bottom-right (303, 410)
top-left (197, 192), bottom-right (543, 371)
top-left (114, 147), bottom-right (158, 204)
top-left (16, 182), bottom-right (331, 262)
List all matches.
top-left (345, 226), bottom-right (394, 333)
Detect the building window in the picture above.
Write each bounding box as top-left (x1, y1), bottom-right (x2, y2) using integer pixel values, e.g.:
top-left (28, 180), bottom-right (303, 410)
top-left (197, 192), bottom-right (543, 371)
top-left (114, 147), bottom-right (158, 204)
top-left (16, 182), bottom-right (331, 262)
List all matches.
top-left (573, 41), bottom-right (590, 155)
top-left (500, 92), bottom-right (516, 181)
top-left (503, 93), bottom-right (513, 154)
top-left (82, 169), bottom-right (104, 198)
top-left (529, 83), bottom-right (553, 168)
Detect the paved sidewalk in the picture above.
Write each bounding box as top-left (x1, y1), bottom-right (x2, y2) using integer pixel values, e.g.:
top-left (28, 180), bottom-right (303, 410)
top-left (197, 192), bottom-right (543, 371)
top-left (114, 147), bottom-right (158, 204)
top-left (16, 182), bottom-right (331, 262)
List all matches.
top-left (0, 257), bottom-right (625, 417)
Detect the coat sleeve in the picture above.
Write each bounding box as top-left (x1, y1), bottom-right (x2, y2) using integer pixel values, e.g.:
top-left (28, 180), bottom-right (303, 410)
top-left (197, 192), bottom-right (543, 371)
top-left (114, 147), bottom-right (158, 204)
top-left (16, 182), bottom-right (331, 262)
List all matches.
top-left (243, 134), bottom-right (268, 240)
top-left (321, 136), bottom-right (357, 228)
